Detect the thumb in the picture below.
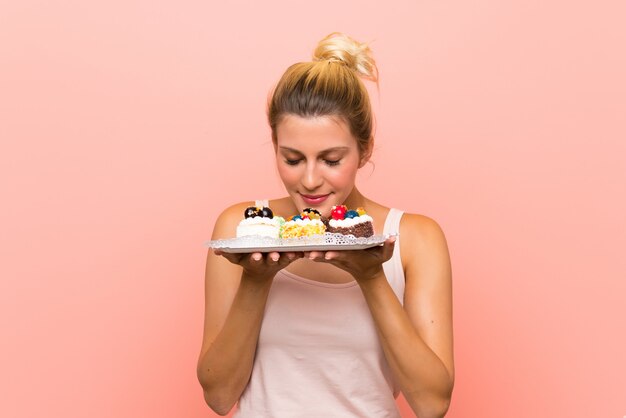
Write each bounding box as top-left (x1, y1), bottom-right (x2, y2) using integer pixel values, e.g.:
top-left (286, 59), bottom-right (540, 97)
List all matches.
top-left (382, 235), bottom-right (397, 260)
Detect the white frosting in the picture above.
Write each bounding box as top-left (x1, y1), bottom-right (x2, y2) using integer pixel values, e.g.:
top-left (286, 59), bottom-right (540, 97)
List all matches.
top-left (236, 216), bottom-right (282, 238)
top-left (238, 216), bottom-right (282, 227)
top-left (328, 214), bottom-right (373, 228)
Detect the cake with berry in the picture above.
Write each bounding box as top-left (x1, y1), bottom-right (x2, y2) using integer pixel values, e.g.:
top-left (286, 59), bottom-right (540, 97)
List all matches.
top-left (281, 208), bottom-right (326, 238)
top-left (236, 204), bottom-right (285, 239)
top-left (325, 205), bottom-right (374, 237)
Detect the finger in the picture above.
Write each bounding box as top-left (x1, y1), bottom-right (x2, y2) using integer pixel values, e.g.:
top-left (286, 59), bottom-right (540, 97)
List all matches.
top-left (214, 249), bottom-right (240, 261)
top-left (382, 236), bottom-right (397, 259)
top-left (284, 252), bottom-right (299, 261)
top-left (290, 252), bottom-right (305, 262)
top-left (283, 252), bottom-right (294, 261)
top-left (318, 251), bottom-right (352, 271)
top-left (217, 252), bottom-right (243, 265)
top-left (278, 252), bottom-right (296, 267)
top-left (267, 252), bottom-right (280, 265)
top-left (324, 251), bottom-right (339, 260)
top-left (309, 251), bottom-right (326, 261)
top-left (250, 252), bottom-right (263, 263)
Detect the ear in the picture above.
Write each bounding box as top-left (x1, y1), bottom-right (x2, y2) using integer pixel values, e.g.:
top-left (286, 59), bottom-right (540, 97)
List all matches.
top-left (358, 137), bottom-right (374, 168)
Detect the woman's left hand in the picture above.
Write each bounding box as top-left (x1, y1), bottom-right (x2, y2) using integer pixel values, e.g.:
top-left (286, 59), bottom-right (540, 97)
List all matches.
top-left (303, 235), bottom-right (397, 282)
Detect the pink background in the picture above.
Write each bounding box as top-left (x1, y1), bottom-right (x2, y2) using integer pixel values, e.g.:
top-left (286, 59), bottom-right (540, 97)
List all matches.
top-left (2, 1), bottom-right (625, 417)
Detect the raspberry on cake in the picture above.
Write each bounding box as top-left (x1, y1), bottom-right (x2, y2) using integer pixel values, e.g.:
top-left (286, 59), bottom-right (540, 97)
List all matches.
top-left (281, 208), bottom-right (326, 238)
top-left (236, 205), bottom-right (285, 238)
top-left (325, 205), bottom-right (374, 237)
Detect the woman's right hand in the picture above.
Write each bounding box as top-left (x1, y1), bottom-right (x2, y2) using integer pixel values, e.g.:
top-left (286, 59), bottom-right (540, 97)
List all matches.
top-left (213, 249), bottom-right (304, 282)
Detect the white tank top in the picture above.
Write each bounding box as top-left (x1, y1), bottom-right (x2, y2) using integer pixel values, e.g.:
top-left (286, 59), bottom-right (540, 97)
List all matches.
top-left (234, 208), bottom-right (405, 418)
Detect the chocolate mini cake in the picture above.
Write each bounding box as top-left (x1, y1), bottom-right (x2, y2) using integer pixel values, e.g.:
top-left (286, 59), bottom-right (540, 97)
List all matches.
top-left (325, 205), bottom-right (374, 238)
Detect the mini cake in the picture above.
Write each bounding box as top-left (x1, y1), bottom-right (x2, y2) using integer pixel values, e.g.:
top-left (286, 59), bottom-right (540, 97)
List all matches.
top-left (236, 205), bottom-right (285, 238)
top-left (281, 208), bottom-right (326, 238)
top-left (325, 205), bottom-right (374, 237)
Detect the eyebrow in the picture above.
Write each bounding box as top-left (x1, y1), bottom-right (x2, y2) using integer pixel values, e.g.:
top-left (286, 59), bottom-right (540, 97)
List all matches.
top-left (278, 146), bottom-right (350, 155)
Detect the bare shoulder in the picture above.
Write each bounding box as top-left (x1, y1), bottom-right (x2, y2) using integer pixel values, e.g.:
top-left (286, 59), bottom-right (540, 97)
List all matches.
top-left (398, 213), bottom-right (451, 275)
top-left (211, 201), bottom-right (255, 240)
top-left (399, 213), bottom-right (448, 251)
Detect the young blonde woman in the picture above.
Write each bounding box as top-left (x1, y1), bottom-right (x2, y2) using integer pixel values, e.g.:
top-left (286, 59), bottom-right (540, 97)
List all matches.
top-left (197, 33), bottom-right (454, 418)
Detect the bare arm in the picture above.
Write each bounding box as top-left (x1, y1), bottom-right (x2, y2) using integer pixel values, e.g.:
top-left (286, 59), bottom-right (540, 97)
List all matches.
top-left (360, 215), bottom-right (454, 417)
top-left (196, 203), bottom-right (303, 415)
top-left (306, 214), bottom-right (454, 417)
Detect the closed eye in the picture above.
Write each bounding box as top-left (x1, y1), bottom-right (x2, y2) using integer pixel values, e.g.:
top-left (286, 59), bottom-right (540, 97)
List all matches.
top-left (284, 158), bottom-right (341, 166)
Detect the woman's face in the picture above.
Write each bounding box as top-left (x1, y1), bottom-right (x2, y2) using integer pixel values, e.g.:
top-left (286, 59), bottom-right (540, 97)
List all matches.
top-left (275, 114), bottom-right (367, 217)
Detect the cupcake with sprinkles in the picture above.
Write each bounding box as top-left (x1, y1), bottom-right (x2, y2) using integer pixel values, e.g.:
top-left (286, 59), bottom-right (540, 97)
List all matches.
top-left (281, 208), bottom-right (326, 238)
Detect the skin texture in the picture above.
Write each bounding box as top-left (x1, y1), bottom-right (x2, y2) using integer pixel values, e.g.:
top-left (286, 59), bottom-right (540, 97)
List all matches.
top-left (274, 115), bottom-right (369, 218)
top-left (197, 115), bottom-right (454, 417)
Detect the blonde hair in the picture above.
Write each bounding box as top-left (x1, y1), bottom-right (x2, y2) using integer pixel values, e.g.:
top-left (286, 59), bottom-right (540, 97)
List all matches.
top-left (268, 33), bottom-right (378, 157)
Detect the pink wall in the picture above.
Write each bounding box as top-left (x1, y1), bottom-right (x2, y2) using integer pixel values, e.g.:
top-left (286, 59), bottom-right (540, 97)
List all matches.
top-left (2, 1), bottom-right (625, 417)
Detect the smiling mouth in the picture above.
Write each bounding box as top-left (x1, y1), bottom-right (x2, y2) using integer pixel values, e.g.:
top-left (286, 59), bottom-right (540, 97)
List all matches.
top-left (301, 194), bottom-right (329, 199)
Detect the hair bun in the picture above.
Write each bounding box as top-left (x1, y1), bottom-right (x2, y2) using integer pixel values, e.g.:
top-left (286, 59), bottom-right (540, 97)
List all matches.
top-left (312, 32), bottom-right (378, 82)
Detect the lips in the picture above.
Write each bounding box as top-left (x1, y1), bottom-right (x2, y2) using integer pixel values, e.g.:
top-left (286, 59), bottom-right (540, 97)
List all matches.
top-left (300, 193), bottom-right (330, 205)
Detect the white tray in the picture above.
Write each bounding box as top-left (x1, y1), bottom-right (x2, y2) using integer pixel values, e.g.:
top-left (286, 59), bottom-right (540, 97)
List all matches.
top-left (205, 233), bottom-right (396, 253)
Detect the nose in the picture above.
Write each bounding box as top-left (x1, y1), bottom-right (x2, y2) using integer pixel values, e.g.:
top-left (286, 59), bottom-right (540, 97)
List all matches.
top-left (301, 161), bottom-right (323, 191)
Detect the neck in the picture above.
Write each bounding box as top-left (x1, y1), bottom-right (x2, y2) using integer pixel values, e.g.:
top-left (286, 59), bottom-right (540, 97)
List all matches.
top-left (343, 187), bottom-right (368, 210)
